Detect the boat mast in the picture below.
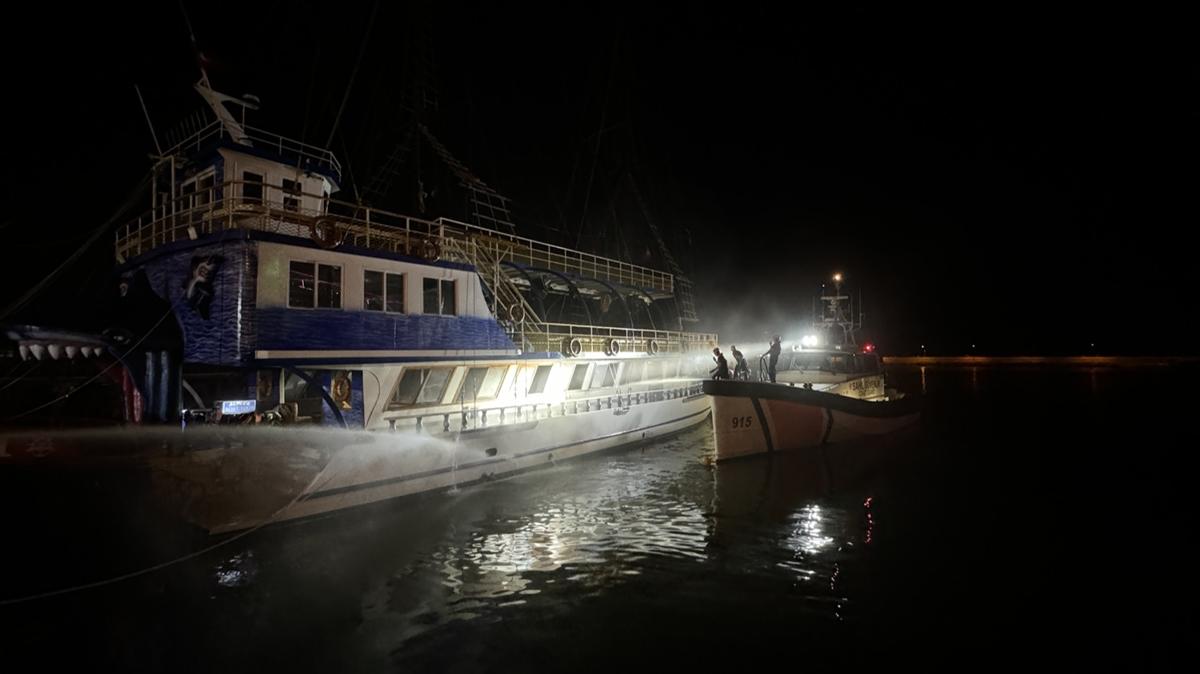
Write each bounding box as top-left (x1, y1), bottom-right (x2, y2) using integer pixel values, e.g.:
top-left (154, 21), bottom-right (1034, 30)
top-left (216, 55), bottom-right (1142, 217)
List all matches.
top-left (815, 272), bottom-right (859, 347)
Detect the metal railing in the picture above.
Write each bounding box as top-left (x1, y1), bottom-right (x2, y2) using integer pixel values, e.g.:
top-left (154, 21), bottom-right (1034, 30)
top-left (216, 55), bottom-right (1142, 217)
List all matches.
top-left (163, 121), bottom-right (342, 181)
top-left (115, 179), bottom-right (671, 293)
top-left (435, 217), bottom-right (674, 293)
top-left (536, 323), bottom-right (717, 356)
top-left (386, 381), bottom-right (706, 434)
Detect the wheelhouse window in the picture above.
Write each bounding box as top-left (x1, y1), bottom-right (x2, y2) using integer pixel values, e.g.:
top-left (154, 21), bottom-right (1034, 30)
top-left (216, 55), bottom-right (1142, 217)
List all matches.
top-left (181, 170), bottom-right (215, 225)
top-left (423, 278), bottom-right (457, 315)
top-left (289, 261), bottom-right (341, 309)
top-left (527, 365), bottom-right (553, 395)
top-left (242, 171), bottom-right (263, 204)
top-left (365, 271), bottom-right (404, 313)
top-left (389, 368), bottom-right (453, 408)
top-left (282, 179), bottom-right (302, 212)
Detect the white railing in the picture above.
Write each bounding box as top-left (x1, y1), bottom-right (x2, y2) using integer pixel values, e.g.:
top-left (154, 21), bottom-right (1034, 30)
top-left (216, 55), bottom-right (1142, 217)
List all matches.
top-left (115, 180), bottom-right (672, 293)
top-left (386, 381), bottom-right (706, 434)
top-left (164, 121), bottom-right (342, 181)
top-left (537, 323), bottom-right (717, 355)
top-left (435, 218), bottom-right (674, 293)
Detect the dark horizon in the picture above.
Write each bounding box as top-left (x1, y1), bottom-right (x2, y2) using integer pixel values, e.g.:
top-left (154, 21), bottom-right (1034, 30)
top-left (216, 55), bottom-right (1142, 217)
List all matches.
top-left (3, 4), bottom-right (1195, 355)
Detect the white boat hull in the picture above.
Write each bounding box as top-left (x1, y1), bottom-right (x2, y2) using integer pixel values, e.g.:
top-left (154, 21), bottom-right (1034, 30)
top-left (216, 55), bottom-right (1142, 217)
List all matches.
top-left (703, 380), bottom-right (920, 461)
top-left (149, 388), bottom-right (710, 533)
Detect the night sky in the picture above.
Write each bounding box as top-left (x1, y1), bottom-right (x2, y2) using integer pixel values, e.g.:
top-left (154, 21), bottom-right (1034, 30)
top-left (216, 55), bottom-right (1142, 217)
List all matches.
top-left (3, 3), bottom-right (1195, 354)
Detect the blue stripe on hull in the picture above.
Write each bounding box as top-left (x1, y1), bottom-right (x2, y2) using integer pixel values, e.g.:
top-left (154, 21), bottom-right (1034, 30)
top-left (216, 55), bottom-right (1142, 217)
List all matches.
top-left (256, 308), bottom-right (515, 352)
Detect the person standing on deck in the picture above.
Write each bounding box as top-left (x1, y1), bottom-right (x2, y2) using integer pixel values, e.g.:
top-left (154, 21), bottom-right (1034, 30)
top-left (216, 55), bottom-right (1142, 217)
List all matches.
top-left (764, 336), bottom-right (782, 383)
top-left (731, 345), bottom-right (749, 380)
top-left (710, 347), bottom-right (731, 380)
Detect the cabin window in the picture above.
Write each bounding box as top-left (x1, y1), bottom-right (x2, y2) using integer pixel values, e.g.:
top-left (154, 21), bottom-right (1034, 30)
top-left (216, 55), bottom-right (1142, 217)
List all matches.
top-left (288, 262), bottom-right (314, 308)
top-left (457, 366), bottom-right (505, 402)
top-left (528, 365), bottom-right (552, 395)
top-left (364, 270), bottom-right (404, 313)
top-left (591, 362), bottom-right (618, 389)
top-left (387, 273), bottom-right (405, 313)
top-left (458, 367), bottom-right (487, 401)
top-left (662, 360), bottom-right (679, 379)
top-left (643, 361), bottom-right (660, 382)
top-left (316, 264), bottom-right (342, 308)
top-left (479, 366), bottom-right (505, 399)
top-left (389, 367), bottom-right (453, 408)
top-left (289, 261), bottom-right (341, 309)
top-left (568, 364), bottom-right (589, 391)
top-left (423, 278), bottom-right (457, 315)
top-left (390, 369), bottom-right (425, 406)
top-left (282, 179), bottom-right (302, 212)
top-left (242, 172), bottom-right (263, 204)
top-left (794, 353), bottom-right (824, 371)
top-left (622, 361), bottom-right (644, 385)
top-left (416, 368), bottom-right (452, 404)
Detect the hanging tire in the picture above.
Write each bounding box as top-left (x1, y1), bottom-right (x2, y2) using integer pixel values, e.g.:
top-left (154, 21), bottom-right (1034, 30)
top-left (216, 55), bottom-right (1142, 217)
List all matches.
top-left (422, 238), bottom-right (441, 261)
top-left (605, 338), bottom-right (621, 356)
top-left (508, 303), bottom-right (526, 323)
top-left (647, 339), bottom-right (660, 355)
top-left (311, 218), bottom-right (341, 249)
top-left (562, 337), bottom-right (583, 357)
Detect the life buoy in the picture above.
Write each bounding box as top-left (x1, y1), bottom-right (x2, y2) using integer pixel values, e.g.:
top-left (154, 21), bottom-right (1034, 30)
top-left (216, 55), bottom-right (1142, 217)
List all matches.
top-left (647, 339), bottom-right (660, 355)
top-left (562, 337), bottom-right (583, 357)
top-left (604, 338), bottom-right (621, 356)
top-left (311, 218), bottom-right (341, 249)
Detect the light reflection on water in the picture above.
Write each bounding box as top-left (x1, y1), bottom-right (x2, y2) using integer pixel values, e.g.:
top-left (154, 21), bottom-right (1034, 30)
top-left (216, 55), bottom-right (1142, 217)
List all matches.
top-left (350, 425), bottom-right (879, 653)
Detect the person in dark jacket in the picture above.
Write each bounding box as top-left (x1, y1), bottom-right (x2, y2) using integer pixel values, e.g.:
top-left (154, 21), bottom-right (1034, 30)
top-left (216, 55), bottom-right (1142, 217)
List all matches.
top-left (730, 345), bottom-right (749, 380)
top-left (710, 347), bottom-right (730, 380)
top-left (764, 335), bottom-right (782, 383)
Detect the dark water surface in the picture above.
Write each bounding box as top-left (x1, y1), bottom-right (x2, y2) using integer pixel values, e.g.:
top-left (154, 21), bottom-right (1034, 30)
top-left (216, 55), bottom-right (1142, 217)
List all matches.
top-left (1, 365), bottom-right (1192, 671)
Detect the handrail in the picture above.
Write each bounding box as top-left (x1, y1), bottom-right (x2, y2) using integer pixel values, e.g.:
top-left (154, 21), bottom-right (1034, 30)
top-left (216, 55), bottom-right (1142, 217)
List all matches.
top-left (163, 120), bottom-right (342, 181)
top-left (115, 179), bottom-right (672, 293)
top-left (386, 381), bottom-right (706, 434)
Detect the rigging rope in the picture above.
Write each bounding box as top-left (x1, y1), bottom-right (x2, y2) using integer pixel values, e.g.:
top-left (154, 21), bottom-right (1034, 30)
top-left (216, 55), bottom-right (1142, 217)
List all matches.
top-left (324, 0), bottom-right (380, 150)
top-left (0, 175), bottom-right (150, 322)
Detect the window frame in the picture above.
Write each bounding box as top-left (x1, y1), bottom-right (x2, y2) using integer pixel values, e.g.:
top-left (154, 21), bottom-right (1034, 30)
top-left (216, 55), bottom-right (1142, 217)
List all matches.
top-left (364, 269), bottom-right (405, 313)
top-left (288, 260), bottom-right (343, 309)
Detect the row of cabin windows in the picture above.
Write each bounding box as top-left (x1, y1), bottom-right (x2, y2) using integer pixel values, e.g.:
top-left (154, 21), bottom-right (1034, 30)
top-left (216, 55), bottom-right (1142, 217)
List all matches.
top-left (788, 352), bottom-right (880, 375)
top-left (389, 364), bottom-right (553, 408)
top-left (177, 171), bottom-right (309, 219)
top-left (387, 360), bottom-right (683, 409)
top-left (288, 261), bottom-right (456, 315)
top-left (565, 360), bottom-right (676, 391)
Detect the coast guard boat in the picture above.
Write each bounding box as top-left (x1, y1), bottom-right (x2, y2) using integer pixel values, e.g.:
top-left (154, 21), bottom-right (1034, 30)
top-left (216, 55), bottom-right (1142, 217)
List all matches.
top-left (0, 71), bottom-right (717, 532)
top-left (703, 274), bottom-right (919, 461)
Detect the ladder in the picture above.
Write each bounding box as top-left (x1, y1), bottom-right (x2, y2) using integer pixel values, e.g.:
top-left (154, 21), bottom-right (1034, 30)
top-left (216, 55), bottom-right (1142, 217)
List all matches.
top-left (442, 236), bottom-right (547, 351)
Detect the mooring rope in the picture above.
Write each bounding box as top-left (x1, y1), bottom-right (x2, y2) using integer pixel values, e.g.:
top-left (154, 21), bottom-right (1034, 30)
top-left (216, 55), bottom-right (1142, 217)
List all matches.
top-left (0, 451), bottom-right (343, 606)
